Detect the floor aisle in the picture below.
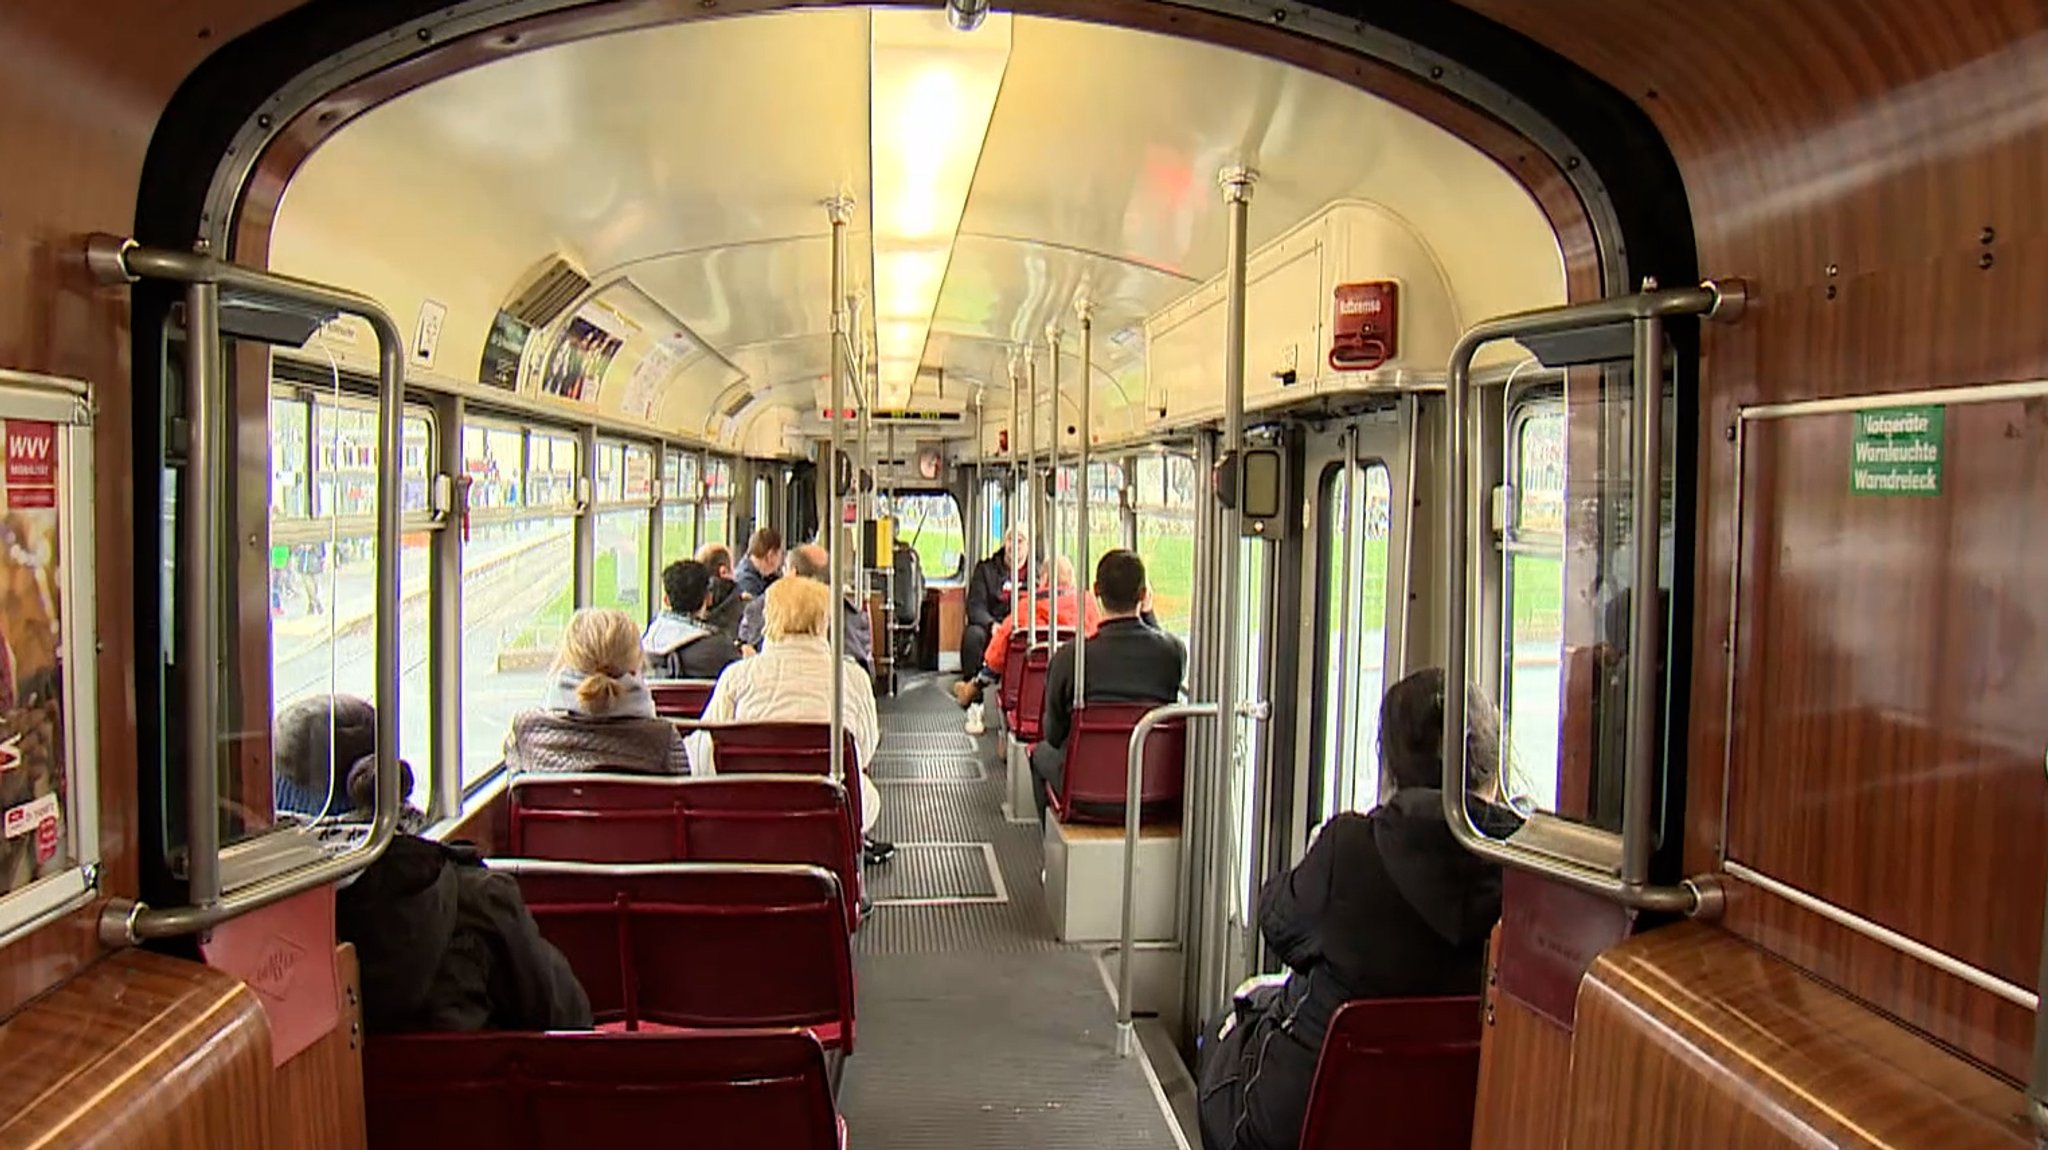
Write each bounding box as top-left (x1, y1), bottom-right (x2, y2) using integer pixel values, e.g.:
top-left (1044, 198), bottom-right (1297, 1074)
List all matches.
top-left (835, 675), bottom-right (1184, 1148)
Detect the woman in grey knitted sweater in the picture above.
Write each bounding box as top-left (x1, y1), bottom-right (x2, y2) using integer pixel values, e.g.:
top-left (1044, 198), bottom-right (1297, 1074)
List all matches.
top-left (504, 607), bottom-right (690, 776)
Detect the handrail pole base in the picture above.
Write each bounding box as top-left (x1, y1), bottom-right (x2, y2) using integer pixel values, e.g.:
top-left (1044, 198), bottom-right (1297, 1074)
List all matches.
top-left (1115, 1020), bottom-right (1136, 1059)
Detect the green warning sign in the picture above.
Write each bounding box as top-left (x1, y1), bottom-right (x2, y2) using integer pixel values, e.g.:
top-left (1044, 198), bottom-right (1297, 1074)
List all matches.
top-left (1850, 405), bottom-right (1943, 496)
top-left (270, 544), bottom-right (290, 570)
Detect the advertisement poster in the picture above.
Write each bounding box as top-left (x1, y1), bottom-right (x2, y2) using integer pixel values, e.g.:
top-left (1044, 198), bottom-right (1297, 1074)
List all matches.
top-left (622, 338), bottom-right (687, 422)
top-left (478, 310), bottom-right (531, 391)
top-left (0, 419), bottom-right (68, 895)
top-left (540, 305), bottom-right (630, 403)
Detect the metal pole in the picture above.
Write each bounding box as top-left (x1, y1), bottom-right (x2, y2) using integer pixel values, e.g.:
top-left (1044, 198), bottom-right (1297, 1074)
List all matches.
top-left (826, 196), bottom-right (853, 790)
top-left (1332, 428), bottom-right (1357, 814)
top-left (1046, 324), bottom-right (1064, 641)
top-left (1213, 165), bottom-right (1256, 976)
top-left (1622, 277), bottom-right (1663, 887)
top-left (1118, 702), bottom-right (1219, 1057)
top-left (1010, 356), bottom-right (1023, 627)
top-left (1026, 349), bottom-right (1042, 650)
top-left (183, 273), bottom-right (222, 913)
top-left (1075, 302), bottom-right (1093, 703)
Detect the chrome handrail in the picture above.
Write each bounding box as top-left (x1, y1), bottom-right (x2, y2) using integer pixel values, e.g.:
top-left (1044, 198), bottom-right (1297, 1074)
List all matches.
top-left (1442, 279), bottom-right (1746, 916)
top-left (1115, 701), bottom-right (1217, 1056)
top-left (88, 236), bottom-right (404, 942)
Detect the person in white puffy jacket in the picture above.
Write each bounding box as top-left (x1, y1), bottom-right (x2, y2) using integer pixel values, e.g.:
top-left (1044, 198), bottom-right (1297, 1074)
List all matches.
top-left (689, 575), bottom-right (889, 860)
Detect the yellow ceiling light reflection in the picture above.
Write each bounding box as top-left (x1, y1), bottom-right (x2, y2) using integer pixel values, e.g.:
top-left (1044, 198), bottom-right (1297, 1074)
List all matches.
top-left (870, 9), bottom-right (1011, 403)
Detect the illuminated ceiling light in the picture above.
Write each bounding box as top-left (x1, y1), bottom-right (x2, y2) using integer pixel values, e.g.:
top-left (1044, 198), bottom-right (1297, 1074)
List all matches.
top-left (870, 9), bottom-right (1011, 408)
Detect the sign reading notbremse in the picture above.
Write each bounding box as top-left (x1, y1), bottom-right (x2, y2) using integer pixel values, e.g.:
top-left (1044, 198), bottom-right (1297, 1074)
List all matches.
top-left (1850, 405), bottom-right (1944, 496)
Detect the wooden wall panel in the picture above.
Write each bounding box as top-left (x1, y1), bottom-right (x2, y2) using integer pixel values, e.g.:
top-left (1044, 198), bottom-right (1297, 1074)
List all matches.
top-left (272, 944), bottom-right (367, 1150)
top-left (0, 0), bottom-right (302, 1017)
top-left (1455, 0), bottom-right (2048, 1082)
top-left (1568, 923), bottom-right (2030, 1149)
top-left (0, 949), bottom-right (273, 1149)
top-left (1472, 964), bottom-right (1571, 1150)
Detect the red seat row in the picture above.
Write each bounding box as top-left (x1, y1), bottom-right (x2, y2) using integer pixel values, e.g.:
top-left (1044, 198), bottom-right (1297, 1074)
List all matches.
top-left (648, 678), bottom-right (717, 720)
top-left (509, 773), bottom-right (864, 931)
top-left (495, 859), bottom-right (857, 1054)
top-left (365, 1028), bottom-right (844, 1150)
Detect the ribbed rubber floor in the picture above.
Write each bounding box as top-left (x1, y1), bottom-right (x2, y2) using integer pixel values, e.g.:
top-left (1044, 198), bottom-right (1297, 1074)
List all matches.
top-left (842, 675), bottom-right (1183, 1148)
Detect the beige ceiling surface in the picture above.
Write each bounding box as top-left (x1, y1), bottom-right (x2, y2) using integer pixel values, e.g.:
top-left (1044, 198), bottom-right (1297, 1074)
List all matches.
top-left (269, 6), bottom-right (1564, 452)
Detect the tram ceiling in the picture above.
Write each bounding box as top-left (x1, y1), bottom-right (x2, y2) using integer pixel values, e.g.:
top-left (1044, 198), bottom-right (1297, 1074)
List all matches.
top-left (269, 6), bottom-right (1562, 450)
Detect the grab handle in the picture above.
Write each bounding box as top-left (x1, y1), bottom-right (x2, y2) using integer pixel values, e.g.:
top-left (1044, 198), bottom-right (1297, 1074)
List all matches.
top-left (88, 236), bottom-right (404, 942)
top-left (1442, 279), bottom-right (1745, 916)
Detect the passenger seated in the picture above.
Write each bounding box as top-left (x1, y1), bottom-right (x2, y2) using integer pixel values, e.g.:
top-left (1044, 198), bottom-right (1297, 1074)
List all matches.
top-left (643, 559), bottom-right (744, 680)
top-left (963, 528), bottom-right (1029, 680)
top-left (505, 607), bottom-right (689, 776)
top-left (1028, 550), bottom-right (1186, 820)
top-left (734, 527), bottom-right (784, 600)
top-left (276, 695), bottom-right (593, 1035)
top-left (951, 555), bottom-right (1101, 734)
top-left (693, 542), bottom-right (747, 638)
top-left (738, 542), bottom-right (875, 675)
top-left (1195, 668), bottom-right (1519, 1150)
top-left (691, 576), bottom-right (891, 862)
top-left (272, 694), bottom-right (428, 835)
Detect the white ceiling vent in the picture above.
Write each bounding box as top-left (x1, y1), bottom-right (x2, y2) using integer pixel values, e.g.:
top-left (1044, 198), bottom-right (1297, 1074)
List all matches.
top-left (502, 254), bottom-right (591, 329)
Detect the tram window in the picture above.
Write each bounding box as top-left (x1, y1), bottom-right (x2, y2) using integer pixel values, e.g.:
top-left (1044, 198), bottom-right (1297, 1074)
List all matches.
top-left (268, 392), bottom-right (435, 809)
top-left (593, 440), bottom-right (655, 624)
top-left (1133, 453), bottom-right (1197, 640)
top-left (662, 449), bottom-right (701, 563)
top-left (1313, 461), bottom-right (1393, 823)
top-left (702, 456), bottom-right (733, 546)
top-left (1502, 405), bottom-right (1565, 811)
top-left (1231, 536), bottom-right (1275, 925)
top-left (979, 477), bottom-right (1007, 554)
top-left (1055, 462), bottom-right (1128, 571)
top-left (884, 491), bottom-right (965, 580)
top-left (459, 423), bottom-right (577, 787)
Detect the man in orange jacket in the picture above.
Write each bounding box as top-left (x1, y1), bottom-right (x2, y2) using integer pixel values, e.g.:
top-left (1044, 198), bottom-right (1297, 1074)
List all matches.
top-left (951, 556), bottom-right (1100, 734)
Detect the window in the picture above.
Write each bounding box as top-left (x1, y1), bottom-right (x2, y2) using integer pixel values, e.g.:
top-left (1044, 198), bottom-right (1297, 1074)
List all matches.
top-left (1230, 535), bottom-right (1275, 925)
top-left (594, 440), bottom-right (655, 624)
top-left (979, 477), bottom-right (1007, 557)
top-left (1313, 461), bottom-right (1393, 822)
top-left (1502, 405), bottom-right (1565, 811)
top-left (1133, 453), bottom-right (1197, 640)
top-left (661, 449), bottom-right (701, 564)
top-left (459, 423), bottom-right (577, 787)
top-left (702, 457), bottom-right (733, 547)
top-left (268, 392), bottom-right (436, 812)
top-left (884, 492), bottom-right (966, 581)
top-left (1053, 462), bottom-right (1129, 581)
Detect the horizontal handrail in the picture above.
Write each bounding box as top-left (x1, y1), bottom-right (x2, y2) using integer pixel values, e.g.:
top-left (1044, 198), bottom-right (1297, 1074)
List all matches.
top-left (90, 236), bottom-right (404, 943)
top-left (1442, 280), bottom-right (1746, 916)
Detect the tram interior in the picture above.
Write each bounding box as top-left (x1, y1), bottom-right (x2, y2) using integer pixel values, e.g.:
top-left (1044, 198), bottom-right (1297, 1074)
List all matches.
top-left (24, 1), bottom-right (2041, 1148)
top-left (218, 9), bottom-right (1594, 1143)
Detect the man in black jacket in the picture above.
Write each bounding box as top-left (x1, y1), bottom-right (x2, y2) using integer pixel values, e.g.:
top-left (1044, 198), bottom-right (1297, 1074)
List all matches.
top-left (644, 559), bottom-right (745, 678)
top-left (694, 542), bottom-right (747, 639)
top-left (279, 697), bottom-right (594, 1034)
top-left (1029, 550), bottom-right (1185, 820)
top-left (962, 528), bottom-right (1027, 680)
top-left (1195, 669), bottom-right (1519, 1150)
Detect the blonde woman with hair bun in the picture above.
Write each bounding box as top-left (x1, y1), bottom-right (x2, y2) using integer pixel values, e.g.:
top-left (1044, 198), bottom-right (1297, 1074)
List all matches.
top-left (691, 575), bottom-right (881, 834)
top-left (505, 607), bottom-right (689, 776)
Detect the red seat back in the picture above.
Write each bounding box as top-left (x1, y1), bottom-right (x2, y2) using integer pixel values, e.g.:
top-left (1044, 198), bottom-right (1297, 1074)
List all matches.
top-left (1296, 996), bottom-right (1483, 1150)
top-left (507, 774), bottom-right (862, 930)
top-left (1053, 702), bottom-right (1187, 824)
top-left (649, 679), bottom-right (718, 720)
top-left (998, 638), bottom-right (1029, 724)
top-left (706, 722), bottom-right (863, 835)
top-left (364, 1029), bottom-right (841, 1150)
top-left (503, 860), bottom-right (857, 1052)
top-left (1012, 645), bottom-right (1057, 744)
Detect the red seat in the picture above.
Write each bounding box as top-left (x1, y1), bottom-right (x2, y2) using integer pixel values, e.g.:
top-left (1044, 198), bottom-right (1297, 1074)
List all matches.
top-left (1011, 645), bottom-right (1056, 744)
top-left (507, 773), bottom-right (863, 931)
top-left (649, 678), bottom-right (717, 720)
top-left (996, 626), bottom-right (1068, 730)
top-left (364, 1028), bottom-right (843, 1150)
top-left (499, 860), bottom-right (857, 1054)
top-left (706, 722), bottom-right (864, 838)
top-left (1296, 997), bottom-right (1483, 1150)
top-left (1047, 702), bottom-right (1188, 825)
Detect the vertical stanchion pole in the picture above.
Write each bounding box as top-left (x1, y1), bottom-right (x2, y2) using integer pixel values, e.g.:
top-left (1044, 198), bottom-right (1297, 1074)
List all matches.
top-left (1075, 301), bottom-right (1093, 702)
top-left (1213, 165), bottom-right (1257, 987)
top-left (1046, 324), bottom-right (1064, 637)
top-left (825, 195), bottom-right (854, 790)
top-left (183, 272), bottom-right (222, 914)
